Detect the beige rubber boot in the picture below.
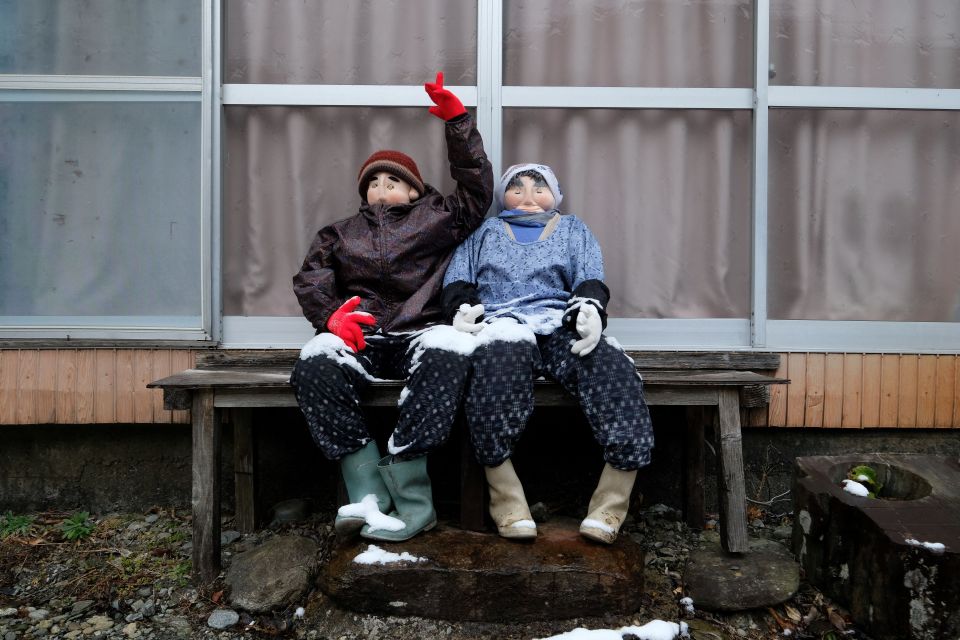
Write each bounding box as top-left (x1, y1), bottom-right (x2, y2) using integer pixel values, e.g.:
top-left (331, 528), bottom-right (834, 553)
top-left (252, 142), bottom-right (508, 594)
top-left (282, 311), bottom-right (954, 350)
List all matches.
top-left (485, 459), bottom-right (537, 540)
top-left (579, 463), bottom-right (637, 544)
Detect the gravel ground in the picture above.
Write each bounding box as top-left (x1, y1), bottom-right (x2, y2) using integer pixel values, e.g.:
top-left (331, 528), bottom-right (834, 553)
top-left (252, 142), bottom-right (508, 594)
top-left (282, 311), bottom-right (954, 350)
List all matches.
top-left (0, 505), bottom-right (868, 640)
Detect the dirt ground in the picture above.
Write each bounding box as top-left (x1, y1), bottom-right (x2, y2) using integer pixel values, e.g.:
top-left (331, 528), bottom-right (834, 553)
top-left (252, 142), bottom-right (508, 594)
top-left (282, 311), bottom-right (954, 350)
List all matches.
top-left (0, 504), bottom-right (871, 640)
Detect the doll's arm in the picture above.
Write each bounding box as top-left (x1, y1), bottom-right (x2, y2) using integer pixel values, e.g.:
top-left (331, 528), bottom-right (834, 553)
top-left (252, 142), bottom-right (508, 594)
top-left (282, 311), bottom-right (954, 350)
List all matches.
top-left (292, 227), bottom-right (345, 332)
top-left (563, 219), bottom-right (610, 332)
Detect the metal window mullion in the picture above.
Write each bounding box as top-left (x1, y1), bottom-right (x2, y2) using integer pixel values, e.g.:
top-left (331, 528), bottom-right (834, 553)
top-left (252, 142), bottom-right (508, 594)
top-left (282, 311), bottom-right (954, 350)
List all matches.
top-left (750, 0), bottom-right (770, 348)
top-left (202, 0), bottom-right (218, 341)
top-left (769, 86), bottom-right (960, 110)
top-left (477, 0), bottom-right (503, 183)
top-left (501, 86), bottom-right (753, 109)
top-left (222, 84), bottom-right (477, 107)
top-left (0, 74), bottom-right (201, 92)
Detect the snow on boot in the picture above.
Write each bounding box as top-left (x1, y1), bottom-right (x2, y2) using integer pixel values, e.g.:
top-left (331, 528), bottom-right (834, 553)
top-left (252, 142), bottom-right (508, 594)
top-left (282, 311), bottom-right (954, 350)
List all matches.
top-left (579, 463), bottom-right (637, 544)
top-left (335, 440), bottom-right (392, 536)
top-left (361, 454), bottom-right (437, 542)
top-left (485, 459), bottom-right (537, 540)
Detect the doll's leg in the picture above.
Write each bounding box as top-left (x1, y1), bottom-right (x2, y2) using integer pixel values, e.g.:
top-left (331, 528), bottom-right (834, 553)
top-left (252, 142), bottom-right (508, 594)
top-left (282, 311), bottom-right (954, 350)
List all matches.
top-left (539, 327), bottom-right (653, 469)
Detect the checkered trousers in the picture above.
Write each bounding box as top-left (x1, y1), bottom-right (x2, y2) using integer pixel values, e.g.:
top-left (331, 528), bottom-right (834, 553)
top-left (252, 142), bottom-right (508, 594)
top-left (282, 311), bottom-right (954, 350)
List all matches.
top-left (290, 330), bottom-right (470, 461)
top-left (466, 326), bottom-right (654, 470)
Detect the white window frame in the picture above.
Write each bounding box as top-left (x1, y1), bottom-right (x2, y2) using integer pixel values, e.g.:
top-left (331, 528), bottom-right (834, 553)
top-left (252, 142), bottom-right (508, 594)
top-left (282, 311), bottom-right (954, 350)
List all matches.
top-left (0, 1), bottom-right (216, 342)
top-left (219, 0), bottom-right (960, 353)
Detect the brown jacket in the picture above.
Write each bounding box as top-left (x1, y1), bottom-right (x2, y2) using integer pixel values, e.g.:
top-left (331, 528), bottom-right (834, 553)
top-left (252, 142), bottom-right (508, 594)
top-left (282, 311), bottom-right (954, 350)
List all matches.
top-left (293, 114), bottom-right (493, 334)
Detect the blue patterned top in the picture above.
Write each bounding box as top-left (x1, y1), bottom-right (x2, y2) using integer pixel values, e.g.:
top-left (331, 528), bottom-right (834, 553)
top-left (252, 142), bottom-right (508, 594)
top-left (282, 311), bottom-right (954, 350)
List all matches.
top-left (443, 214), bottom-right (605, 334)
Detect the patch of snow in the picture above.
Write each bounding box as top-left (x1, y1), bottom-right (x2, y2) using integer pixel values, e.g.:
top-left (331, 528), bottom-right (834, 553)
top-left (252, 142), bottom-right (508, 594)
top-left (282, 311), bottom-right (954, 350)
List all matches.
top-left (294, 607), bottom-right (305, 619)
top-left (581, 518), bottom-right (615, 534)
top-left (298, 333), bottom-right (387, 382)
top-left (475, 317), bottom-right (537, 347)
top-left (353, 544), bottom-right (426, 565)
top-left (856, 474), bottom-right (870, 482)
top-left (840, 479), bottom-right (870, 497)
top-left (905, 538), bottom-right (946, 554)
top-left (509, 519), bottom-right (537, 530)
top-left (388, 601), bottom-right (407, 608)
top-left (387, 433), bottom-right (412, 456)
top-left (536, 620), bottom-right (689, 640)
top-left (397, 387), bottom-right (411, 407)
top-left (337, 495), bottom-right (404, 532)
top-left (410, 324), bottom-right (478, 356)
top-left (679, 597), bottom-right (694, 614)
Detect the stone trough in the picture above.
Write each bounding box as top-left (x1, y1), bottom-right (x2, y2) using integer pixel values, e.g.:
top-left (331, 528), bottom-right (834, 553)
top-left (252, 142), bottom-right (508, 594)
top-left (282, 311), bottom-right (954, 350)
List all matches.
top-left (792, 454), bottom-right (960, 640)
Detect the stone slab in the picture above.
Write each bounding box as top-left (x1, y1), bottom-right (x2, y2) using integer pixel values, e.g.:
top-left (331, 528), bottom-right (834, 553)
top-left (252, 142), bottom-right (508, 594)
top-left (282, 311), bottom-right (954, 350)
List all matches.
top-left (318, 519), bottom-right (645, 622)
top-left (684, 537), bottom-right (799, 612)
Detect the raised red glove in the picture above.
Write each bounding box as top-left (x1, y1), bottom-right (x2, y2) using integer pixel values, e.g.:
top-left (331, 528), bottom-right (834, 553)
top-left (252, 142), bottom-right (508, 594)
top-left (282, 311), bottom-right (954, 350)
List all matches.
top-left (424, 71), bottom-right (466, 121)
top-left (326, 296), bottom-right (376, 352)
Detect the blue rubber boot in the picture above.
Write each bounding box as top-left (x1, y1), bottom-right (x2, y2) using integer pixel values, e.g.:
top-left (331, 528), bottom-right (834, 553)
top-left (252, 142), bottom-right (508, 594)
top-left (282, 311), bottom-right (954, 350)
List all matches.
top-left (335, 441), bottom-right (392, 536)
top-left (360, 455), bottom-right (437, 542)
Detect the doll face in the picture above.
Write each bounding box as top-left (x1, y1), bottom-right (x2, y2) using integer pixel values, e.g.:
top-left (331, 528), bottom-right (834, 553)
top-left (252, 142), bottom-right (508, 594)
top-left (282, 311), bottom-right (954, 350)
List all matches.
top-left (503, 175), bottom-right (555, 213)
top-left (366, 171), bottom-right (419, 205)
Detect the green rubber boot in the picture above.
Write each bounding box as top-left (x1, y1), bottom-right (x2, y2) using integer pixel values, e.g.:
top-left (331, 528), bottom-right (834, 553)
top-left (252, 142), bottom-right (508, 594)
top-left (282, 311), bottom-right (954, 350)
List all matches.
top-left (360, 455), bottom-right (437, 542)
top-left (335, 441), bottom-right (392, 536)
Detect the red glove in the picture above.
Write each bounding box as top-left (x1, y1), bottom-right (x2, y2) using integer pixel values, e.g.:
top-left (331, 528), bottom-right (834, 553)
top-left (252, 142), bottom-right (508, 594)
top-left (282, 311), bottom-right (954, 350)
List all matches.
top-left (326, 296), bottom-right (376, 352)
top-left (424, 71), bottom-right (466, 121)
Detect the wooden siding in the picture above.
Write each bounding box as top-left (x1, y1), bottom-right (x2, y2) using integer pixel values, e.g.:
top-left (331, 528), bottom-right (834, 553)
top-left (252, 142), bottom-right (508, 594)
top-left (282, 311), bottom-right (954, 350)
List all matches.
top-left (1, 349), bottom-right (959, 428)
top-left (0, 349), bottom-right (195, 425)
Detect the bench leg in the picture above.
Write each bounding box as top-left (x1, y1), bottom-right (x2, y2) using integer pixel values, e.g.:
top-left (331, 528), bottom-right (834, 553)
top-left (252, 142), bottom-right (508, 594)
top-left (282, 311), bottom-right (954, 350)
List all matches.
top-left (459, 420), bottom-right (486, 532)
top-left (232, 408), bottom-right (257, 533)
top-left (683, 407), bottom-right (706, 530)
top-left (192, 389), bottom-right (222, 583)
top-left (716, 389), bottom-right (749, 553)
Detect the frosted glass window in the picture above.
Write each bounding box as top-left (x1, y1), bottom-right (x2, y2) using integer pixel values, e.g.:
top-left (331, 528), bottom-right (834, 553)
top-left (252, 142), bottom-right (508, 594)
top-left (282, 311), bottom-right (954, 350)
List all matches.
top-left (769, 110), bottom-right (960, 322)
top-left (0, 0), bottom-right (200, 76)
top-left (770, 1), bottom-right (960, 88)
top-left (0, 102), bottom-right (202, 319)
top-left (222, 107), bottom-right (471, 316)
top-left (504, 0), bottom-right (753, 87)
top-left (502, 108), bottom-right (752, 319)
top-left (224, 1), bottom-right (477, 84)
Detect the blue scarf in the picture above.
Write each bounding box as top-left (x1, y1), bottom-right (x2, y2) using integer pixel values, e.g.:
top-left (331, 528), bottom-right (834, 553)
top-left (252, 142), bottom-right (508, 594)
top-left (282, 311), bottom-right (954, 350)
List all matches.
top-left (498, 210), bottom-right (558, 244)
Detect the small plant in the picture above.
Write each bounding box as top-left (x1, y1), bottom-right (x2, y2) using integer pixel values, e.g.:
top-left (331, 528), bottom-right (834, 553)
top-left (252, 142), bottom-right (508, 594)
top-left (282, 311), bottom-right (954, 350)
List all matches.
top-left (171, 560), bottom-right (191, 586)
top-left (61, 512), bottom-right (95, 541)
top-left (846, 465), bottom-right (882, 498)
top-left (0, 511), bottom-right (34, 538)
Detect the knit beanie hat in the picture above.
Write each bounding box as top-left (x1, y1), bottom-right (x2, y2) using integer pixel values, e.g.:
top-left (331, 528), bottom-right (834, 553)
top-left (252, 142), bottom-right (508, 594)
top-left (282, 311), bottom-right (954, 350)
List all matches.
top-left (495, 163), bottom-right (563, 212)
top-left (357, 150), bottom-right (425, 200)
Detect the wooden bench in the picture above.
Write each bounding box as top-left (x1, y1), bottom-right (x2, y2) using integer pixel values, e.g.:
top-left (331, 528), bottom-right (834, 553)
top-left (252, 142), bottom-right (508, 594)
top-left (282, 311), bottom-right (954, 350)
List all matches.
top-left (149, 350), bottom-right (786, 583)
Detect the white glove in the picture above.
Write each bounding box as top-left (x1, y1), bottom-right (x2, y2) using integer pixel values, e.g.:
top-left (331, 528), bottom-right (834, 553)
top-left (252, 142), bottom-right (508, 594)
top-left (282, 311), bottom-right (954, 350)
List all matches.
top-left (453, 303), bottom-right (485, 334)
top-left (570, 303), bottom-right (603, 356)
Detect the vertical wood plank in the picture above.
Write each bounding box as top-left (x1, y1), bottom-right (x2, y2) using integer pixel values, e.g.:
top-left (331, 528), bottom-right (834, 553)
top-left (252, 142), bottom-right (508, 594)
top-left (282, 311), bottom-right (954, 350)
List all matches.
top-left (785, 353), bottom-right (806, 427)
top-left (94, 349), bottom-right (116, 423)
top-left (232, 408), bottom-right (257, 533)
top-left (683, 407), bottom-right (706, 528)
top-left (804, 353), bottom-right (825, 428)
top-left (822, 354), bottom-right (844, 428)
top-left (767, 355), bottom-right (788, 427)
top-left (861, 354), bottom-right (882, 428)
top-left (76, 350), bottom-right (97, 424)
top-left (841, 354), bottom-right (862, 428)
top-left (152, 350), bottom-right (173, 424)
top-left (134, 350), bottom-right (155, 423)
top-left (36, 350), bottom-right (59, 424)
top-left (898, 355), bottom-right (918, 428)
top-left (170, 351), bottom-right (193, 424)
top-left (934, 355), bottom-right (956, 428)
top-left (56, 350), bottom-right (78, 424)
top-left (716, 389), bottom-right (748, 553)
top-left (0, 350), bottom-right (19, 424)
top-left (916, 355), bottom-right (937, 427)
top-left (192, 390), bottom-right (222, 583)
top-left (16, 349), bottom-right (39, 424)
top-left (878, 354), bottom-right (900, 427)
top-left (115, 350), bottom-right (136, 423)
top-left (954, 356), bottom-right (960, 427)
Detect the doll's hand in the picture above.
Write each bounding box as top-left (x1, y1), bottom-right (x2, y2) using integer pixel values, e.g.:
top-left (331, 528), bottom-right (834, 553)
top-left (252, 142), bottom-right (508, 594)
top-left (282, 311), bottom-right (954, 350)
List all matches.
top-left (570, 304), bottom-right (603, 357)
top-left (452, 303), bottom-right (485, 334)
top-left (326, 296), bottom-right (376, 352)
top-left (424, 71), bottom-right (466, 121)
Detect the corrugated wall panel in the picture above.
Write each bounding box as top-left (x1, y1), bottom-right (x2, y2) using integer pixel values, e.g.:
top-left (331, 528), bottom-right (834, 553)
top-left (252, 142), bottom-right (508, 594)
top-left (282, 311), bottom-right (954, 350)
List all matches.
top-left (0, 349), bottom-right (194, 425)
